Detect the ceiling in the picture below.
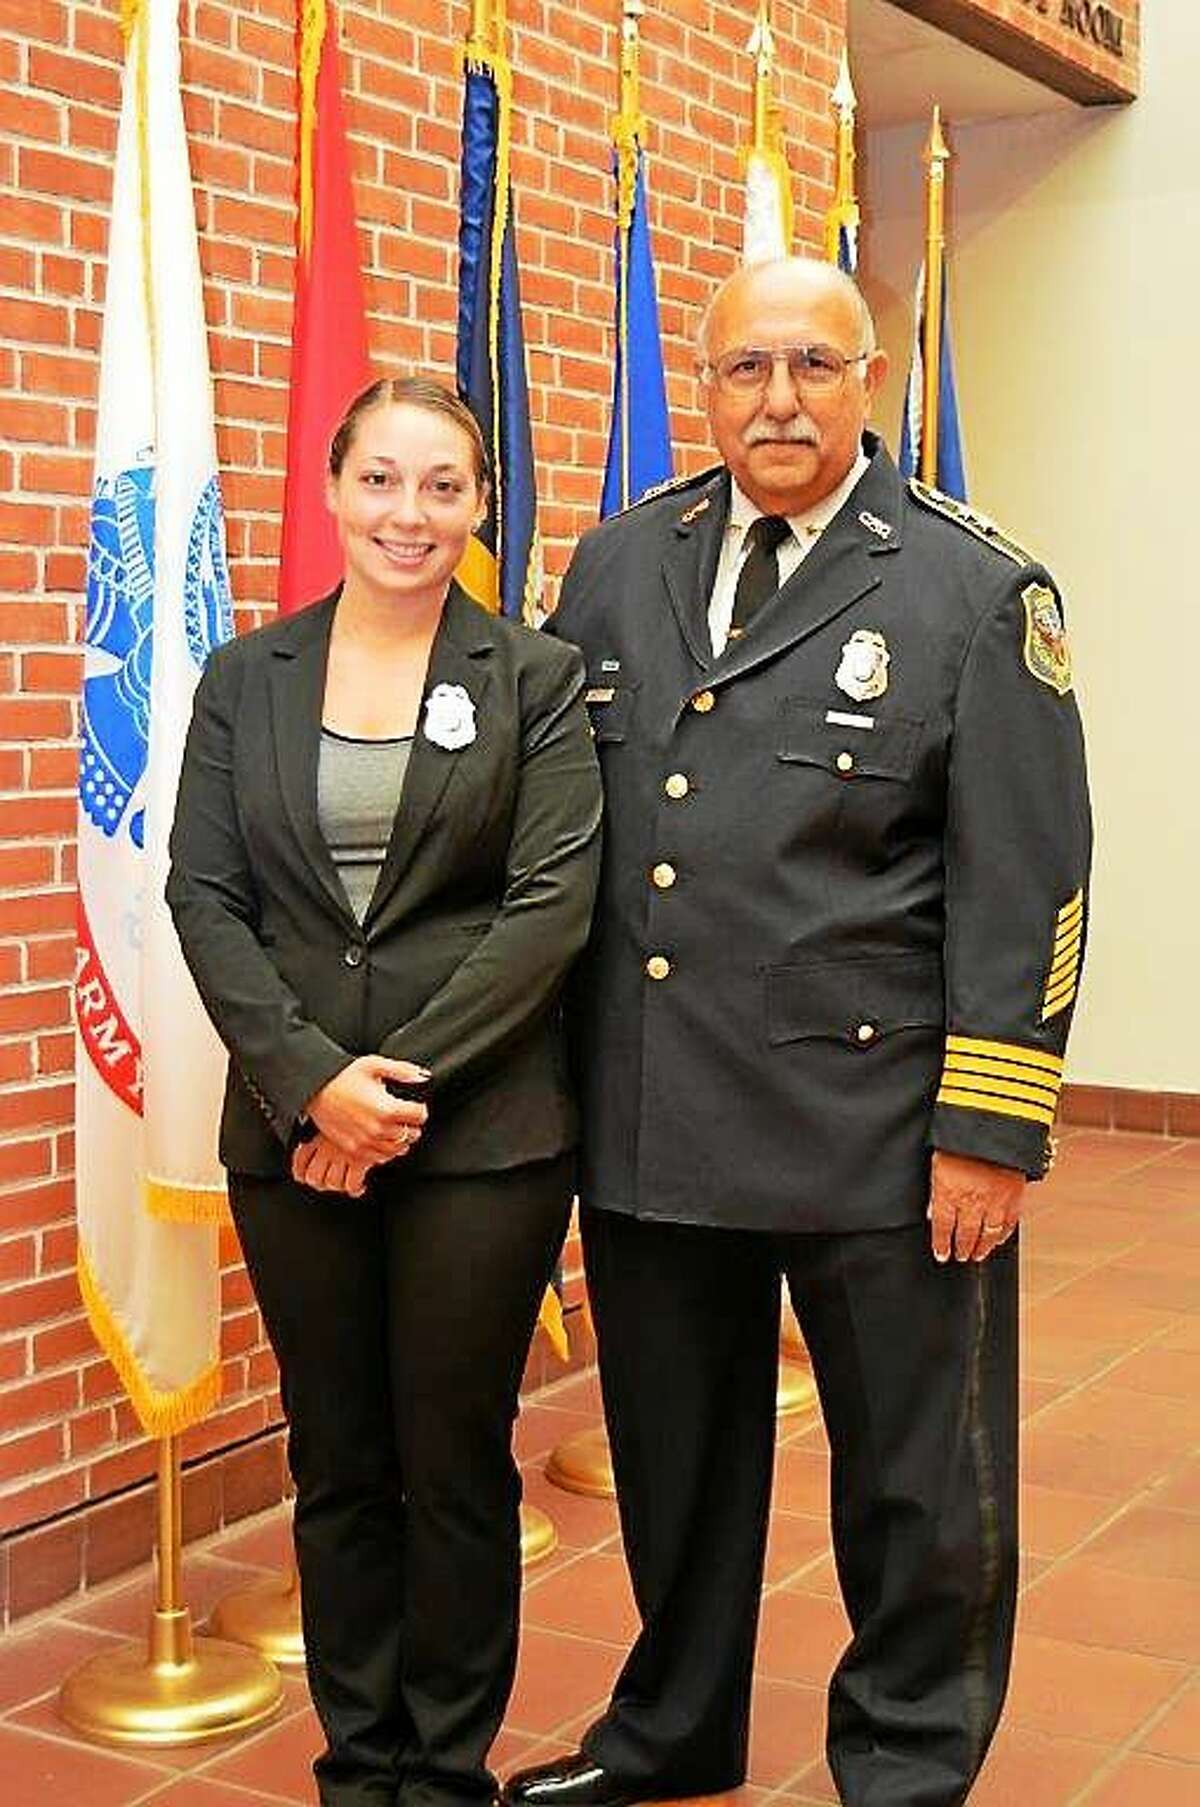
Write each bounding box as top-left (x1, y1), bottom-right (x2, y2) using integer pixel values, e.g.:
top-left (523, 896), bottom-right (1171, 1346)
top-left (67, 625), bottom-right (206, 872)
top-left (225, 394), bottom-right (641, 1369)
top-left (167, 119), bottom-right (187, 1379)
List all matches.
top-left (847, 0), bottom-right (1075, 128)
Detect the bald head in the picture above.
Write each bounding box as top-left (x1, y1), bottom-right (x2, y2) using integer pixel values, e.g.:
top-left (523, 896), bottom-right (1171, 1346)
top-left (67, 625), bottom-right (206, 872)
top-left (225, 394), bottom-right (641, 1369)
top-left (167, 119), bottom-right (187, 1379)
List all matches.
top-left (698, 257), bottom-right (876, 364)
top-left (696, 256), bottom-right (888, 517)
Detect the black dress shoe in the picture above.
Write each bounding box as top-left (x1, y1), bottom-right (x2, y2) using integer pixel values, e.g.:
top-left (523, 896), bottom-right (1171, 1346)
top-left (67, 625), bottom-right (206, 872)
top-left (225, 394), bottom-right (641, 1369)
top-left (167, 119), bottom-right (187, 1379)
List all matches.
top-left (502, 1753), bottom-right (639, 1807)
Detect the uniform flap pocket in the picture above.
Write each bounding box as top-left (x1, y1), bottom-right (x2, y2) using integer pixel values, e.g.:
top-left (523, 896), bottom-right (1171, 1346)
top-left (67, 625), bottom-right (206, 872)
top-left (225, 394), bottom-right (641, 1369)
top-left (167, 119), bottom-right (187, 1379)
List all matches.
top-left (777, 698), bottom-right (922, 780)
top-left (766, 953), bottom-right (944, 1048)
top-left (585, 671), bottom-right (638, 743)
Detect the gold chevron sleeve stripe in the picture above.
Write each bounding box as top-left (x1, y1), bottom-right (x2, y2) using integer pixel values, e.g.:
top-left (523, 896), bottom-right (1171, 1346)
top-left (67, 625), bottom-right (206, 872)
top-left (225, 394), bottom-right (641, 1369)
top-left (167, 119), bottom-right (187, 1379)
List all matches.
top-left (938, 1035), bottom-right (1063, 1128)
top-left (1042, 985), bottom-right (1078, 1022)
top-left (939, 1066), bottom-right (1059, 1109)
top-left (1041, 890), bottom-right (1085, 1023)
top-left (936, 1088), bottom-right (1057, 1127)
top-left (943, 1035), bottom-right (1064, 1077)
top-left (942, 1051), bottom-right (1060, 1093)
top-left (1049, 923), bottom-right (1084, 963)
top-left (1045, 962), bottom-right (1080, 995)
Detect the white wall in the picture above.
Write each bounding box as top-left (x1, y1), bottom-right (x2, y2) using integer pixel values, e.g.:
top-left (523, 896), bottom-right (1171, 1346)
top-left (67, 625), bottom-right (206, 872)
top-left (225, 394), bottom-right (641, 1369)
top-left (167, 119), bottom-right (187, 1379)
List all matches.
top-left (857, 9), bottom-right (1200, 1092)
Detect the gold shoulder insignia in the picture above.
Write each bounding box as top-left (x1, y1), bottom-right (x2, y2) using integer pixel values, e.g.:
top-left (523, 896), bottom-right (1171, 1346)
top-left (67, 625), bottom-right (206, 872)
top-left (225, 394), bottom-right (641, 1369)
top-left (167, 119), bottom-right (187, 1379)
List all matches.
top-left (908, 477), bottom-right (1035, 566)
top-left (1022, 581), bottom-right (1072, 695)
top-left (617, 466), bottom-right (722, 518)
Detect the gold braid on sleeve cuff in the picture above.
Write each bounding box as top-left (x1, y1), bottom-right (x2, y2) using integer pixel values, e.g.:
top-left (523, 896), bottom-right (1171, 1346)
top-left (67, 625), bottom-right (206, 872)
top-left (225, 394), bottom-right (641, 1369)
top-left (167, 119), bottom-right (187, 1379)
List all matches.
top-left (936, 1035), bottom-right (1063, 1128)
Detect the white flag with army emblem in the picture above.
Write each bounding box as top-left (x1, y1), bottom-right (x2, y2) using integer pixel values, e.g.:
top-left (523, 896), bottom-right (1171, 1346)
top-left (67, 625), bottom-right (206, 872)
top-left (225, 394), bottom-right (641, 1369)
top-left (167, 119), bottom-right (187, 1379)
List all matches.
top-left (75, 0), bottom-right (231, 1434)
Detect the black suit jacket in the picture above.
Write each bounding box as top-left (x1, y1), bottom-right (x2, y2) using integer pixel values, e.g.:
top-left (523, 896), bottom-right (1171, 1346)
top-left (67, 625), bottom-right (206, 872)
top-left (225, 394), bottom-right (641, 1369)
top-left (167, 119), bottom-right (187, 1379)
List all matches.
top-left (548, 436), bottom-right (1091, 1233)
top-left (167, 583), bottom-right (602, 1177)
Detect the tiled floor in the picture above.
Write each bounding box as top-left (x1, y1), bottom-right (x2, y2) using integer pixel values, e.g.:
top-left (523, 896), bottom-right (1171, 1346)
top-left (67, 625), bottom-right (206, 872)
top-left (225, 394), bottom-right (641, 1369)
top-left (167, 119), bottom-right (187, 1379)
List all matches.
top-left (1, 1128), bottom-right (1197, 1805)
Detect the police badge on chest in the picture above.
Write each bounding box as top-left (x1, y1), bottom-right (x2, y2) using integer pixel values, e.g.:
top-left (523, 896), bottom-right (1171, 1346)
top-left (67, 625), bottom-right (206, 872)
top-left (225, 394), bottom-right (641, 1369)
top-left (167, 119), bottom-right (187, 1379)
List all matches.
top-left (835, 629), bottom-right (890, 703)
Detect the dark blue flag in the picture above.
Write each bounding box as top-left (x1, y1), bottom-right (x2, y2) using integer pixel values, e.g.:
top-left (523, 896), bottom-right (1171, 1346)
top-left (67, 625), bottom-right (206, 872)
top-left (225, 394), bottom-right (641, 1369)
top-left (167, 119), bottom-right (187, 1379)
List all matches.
top-left (601, 144), bottom-right (672, 518)
top-left (456, 51), bottom-right (539, 620)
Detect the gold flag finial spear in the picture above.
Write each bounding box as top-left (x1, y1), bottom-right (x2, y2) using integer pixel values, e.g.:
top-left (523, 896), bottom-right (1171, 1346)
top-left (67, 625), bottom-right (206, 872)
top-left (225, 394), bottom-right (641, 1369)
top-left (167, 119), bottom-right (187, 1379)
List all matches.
top-left (920, 104), bottom-right (950, 484)
top-left (824, 46), bottom-right (860, 265)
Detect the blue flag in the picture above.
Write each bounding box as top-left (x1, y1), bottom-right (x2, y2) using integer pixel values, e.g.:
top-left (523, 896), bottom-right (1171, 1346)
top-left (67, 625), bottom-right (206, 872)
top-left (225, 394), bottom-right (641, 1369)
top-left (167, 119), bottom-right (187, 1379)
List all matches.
top-left (601, 146), bottom-right (672, 518)
top-left (456, 53), bottom-right (539, 621)
top-left (898, 261), bottom-right (967, 501)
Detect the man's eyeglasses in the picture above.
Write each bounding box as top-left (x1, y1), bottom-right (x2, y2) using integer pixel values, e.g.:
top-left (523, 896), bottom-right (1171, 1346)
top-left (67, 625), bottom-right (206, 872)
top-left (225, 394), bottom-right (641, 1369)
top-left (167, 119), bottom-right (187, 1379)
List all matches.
top-left (701, 344), bottom-right (872, 396)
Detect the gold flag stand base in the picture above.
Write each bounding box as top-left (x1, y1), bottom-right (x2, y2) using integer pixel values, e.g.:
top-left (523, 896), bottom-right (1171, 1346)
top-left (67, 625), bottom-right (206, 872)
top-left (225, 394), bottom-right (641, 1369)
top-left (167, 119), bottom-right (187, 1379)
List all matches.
top-left (59, 1605), bottom-right (283, 1747)
top-left (205, 1501), bottom-right (559, 1678)
top-left (545, 1424), bottom-right (614, 1498)
top-left (546, 1351), bottom-right (821, 1499)
top-left (207, 1565), bottom-right (306, 1671)
top-left (520, 1502), bottom-right (558, 1565)
top-left (58, 1436), bottom-right (282, 1747)
top-left (776, 1358), bottom-right (820, 1420)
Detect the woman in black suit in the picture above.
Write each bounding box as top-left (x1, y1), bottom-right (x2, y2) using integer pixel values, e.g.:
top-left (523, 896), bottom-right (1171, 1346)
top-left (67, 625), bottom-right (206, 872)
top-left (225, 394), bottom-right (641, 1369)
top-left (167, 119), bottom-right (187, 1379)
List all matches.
top-left (167, 377), bottom-right (602, 1807)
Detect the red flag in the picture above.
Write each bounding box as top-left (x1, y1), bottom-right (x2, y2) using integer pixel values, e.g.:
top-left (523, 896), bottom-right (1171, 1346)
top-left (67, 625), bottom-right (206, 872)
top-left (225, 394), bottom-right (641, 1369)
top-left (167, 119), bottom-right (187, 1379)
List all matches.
top-left (279, 4), bottom-right (371, 615)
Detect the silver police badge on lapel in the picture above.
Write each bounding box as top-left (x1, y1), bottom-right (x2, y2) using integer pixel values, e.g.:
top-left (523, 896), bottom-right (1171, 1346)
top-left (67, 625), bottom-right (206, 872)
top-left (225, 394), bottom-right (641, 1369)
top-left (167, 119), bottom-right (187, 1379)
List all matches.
top-left (835, 629), bottom-right (890, 703)
top-left (423, 682), bottom-right (476, 751)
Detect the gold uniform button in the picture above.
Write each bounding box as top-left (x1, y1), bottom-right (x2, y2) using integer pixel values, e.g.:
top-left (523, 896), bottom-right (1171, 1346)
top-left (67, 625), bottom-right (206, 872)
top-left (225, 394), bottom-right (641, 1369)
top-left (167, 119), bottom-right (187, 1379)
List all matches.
top-left (836, 751), bottom-right (855, 774)
top-left (664, 772), bottom-right (689, 799)
top-left (646, 955), bottom-right (671, 981)
top-left (691, 689), bottom-right (716, 714)
top-left (652, 862), bottom-right (677, 890)
top-left (856, 1022), bottom-right (877, 1044)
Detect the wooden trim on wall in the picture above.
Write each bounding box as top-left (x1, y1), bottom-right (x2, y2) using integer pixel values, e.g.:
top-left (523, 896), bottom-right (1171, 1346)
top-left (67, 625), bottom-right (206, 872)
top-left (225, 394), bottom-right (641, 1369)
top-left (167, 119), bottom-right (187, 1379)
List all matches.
top-left (1059, 1084), bottom-right (1200, 1137)
top-left (886, 0), bottom-right (1139, 106)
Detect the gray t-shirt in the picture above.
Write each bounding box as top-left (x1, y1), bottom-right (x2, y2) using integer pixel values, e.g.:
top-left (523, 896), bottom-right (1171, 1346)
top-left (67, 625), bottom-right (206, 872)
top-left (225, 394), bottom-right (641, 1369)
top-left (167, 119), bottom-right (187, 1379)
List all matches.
top-left (317, 727), bottom-right (412, 923)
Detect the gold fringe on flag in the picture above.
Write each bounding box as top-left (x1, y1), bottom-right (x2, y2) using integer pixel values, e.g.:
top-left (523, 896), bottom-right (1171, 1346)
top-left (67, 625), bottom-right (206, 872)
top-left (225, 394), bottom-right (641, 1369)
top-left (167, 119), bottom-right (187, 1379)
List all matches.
top-left (78, 1242), bottom-right (221, 1436)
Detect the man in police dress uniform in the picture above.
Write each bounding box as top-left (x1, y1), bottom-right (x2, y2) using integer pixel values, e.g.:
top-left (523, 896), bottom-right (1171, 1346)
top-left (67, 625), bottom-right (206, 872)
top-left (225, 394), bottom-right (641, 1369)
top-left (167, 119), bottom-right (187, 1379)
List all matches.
top-left (506, 258), bottom-right (1091, 1807)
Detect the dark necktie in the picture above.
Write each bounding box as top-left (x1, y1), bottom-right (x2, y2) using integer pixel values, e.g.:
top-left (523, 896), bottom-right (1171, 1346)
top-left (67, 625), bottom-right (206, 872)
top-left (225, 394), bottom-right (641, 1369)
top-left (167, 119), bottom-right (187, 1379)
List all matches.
top-left (729, 514), bottom-right (791, 638)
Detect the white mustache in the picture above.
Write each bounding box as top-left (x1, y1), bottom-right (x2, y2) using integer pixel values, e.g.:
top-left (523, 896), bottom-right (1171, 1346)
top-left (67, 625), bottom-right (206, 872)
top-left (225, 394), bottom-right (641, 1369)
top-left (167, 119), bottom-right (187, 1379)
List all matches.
top-left (743, 420), bottom-right (819, 447)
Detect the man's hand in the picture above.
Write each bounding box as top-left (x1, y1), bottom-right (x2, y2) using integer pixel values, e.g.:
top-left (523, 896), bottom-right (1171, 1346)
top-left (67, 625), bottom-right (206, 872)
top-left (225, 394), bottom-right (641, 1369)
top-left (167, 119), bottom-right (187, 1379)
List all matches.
top-left (303, 1055), bottom-right (430, 1164)
top-left (928, 1150), bottom-right (1025, 1263)
top-left (292, 1132), bottom-right (374, 1197)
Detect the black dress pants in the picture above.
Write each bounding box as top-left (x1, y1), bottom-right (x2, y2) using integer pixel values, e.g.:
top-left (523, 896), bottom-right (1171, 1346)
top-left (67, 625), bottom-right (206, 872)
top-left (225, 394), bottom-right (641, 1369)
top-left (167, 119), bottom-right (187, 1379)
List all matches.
top-left (230, 1155), bottom-right (573, 1807)
top-left (578, 1209), bottom-right (1018, 1807)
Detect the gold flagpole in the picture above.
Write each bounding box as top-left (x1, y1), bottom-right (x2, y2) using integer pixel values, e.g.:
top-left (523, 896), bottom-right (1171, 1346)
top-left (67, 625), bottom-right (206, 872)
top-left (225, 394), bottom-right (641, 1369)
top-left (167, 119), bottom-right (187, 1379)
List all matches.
top-left (750, 1), bottom-right (772, 154)
top-left (920, 105), bottom-right (949, 485)
top-left (59, 1436), bottom-right (282, 1744)
top-left (469, 0), bottom-right (498, 58)
top-left (824, 48), bottom-right (859, 265)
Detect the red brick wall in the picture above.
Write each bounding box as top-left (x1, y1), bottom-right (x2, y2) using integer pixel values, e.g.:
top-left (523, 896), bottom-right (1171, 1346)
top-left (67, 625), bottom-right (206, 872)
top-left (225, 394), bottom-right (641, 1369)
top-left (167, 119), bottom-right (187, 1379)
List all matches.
top-left (0, 0), bottom-right (846, 1600)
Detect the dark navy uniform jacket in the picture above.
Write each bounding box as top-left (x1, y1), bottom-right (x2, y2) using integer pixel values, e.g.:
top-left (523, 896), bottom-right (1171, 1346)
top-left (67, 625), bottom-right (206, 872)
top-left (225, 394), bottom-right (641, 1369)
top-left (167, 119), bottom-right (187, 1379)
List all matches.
top-left (547, 434), bottom-right (1092, 1234)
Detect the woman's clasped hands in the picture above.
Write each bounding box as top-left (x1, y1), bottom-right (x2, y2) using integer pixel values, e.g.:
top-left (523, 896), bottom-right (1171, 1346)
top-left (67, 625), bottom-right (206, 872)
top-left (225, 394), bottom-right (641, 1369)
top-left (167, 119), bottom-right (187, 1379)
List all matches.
top-left (292, 1055), bottom-right (431, 1197)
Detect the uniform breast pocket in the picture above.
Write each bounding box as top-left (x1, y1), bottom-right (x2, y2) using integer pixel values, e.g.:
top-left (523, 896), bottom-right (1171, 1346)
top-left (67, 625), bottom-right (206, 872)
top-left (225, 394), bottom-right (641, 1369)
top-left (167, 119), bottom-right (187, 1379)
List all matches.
top-left (765, 952), bottom-right (944, 1049)
top-left (777, 699), bottom-right (923, 783)
top-left (585, 677), bottom-right (638, 744)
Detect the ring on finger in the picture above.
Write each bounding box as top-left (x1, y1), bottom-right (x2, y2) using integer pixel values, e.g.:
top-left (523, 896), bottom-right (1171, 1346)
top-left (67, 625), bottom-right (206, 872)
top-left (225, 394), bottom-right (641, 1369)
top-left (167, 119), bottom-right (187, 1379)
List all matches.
top-left (982, 1221), bottom-right (1006, 1234)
